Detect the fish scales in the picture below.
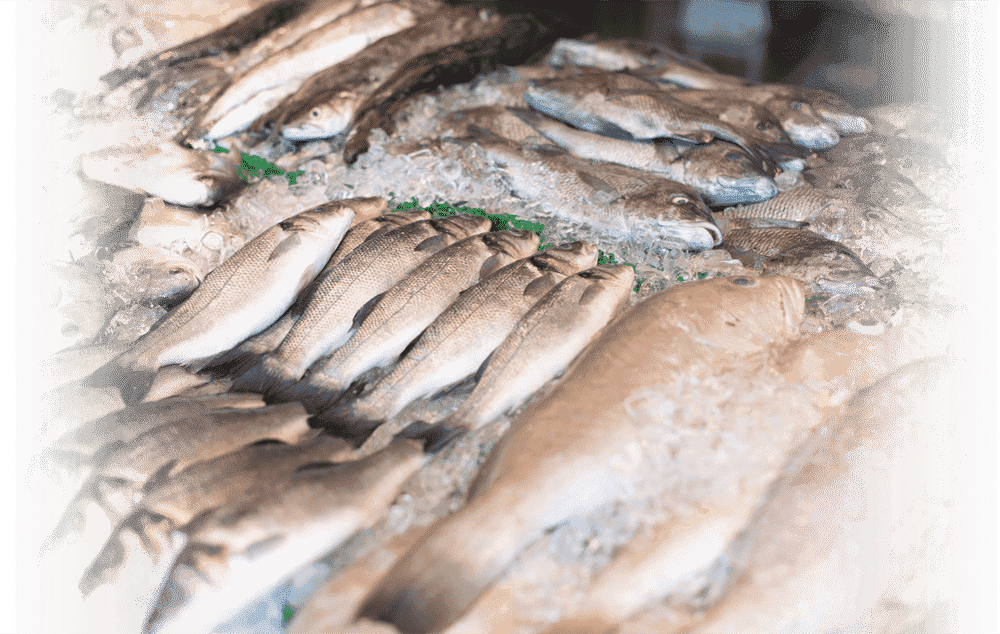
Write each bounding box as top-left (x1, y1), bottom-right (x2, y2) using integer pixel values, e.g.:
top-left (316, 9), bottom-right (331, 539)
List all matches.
top-left (303, 229), bottom-right (541, 427)
top-left (326, 241), bottom-right (599, 436)
top-left (726, 187), bottom-right (859, 223)
top-left (358, 274), bottom-right (805, 634)
top-left (446, 263), bottom-right (635, 433)
top-left (229, 214), bottom-right (492, 397)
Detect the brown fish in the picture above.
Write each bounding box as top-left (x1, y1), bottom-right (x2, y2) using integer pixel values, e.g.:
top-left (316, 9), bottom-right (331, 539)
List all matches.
top-left (358, 274), bottom-right (805, 633)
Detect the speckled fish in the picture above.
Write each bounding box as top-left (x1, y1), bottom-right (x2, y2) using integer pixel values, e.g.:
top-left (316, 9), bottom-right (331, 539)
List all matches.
top-left (80, 141), bottom-right (243, 207)
top-left (302, 229), bottom-right (541, 427)
top-left (471, 133), bottom-right (722, 250)
top-left (103, 246), bottom-right (203, 308)
top-left (144, 434), bottom-right (431, 634)
top-left (200, 207), bottom-right (428, 378)
top-left (322, 241), bottom-right (598, 438)
top-left (358, 274), bottom-right (805, 634)
top-left (443, 263), bottom-right (635, 434)
top-left (511, 108), bottom-right (777, 206)
top-left (198, 1), bottom-right (424, 140)
top-left (79, 432), bottom-right (354, 596)
top-left (229, 214), bottom-right (491, 397)
top-left (343, 12), bottom-right (557, 163)
top-left (91, 204), bottom-right (354, 404)
top-left (524, 71), bottom-right (772, 170)
top-left (720, 226), bottom-right (879, 294)
top-left (273, 6), bottom-right (501, 139)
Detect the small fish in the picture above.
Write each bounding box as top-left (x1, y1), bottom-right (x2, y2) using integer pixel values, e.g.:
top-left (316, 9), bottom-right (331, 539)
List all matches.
top-left (358, 274), bottom-right (805, 634)
top-left (721, 226), bottom-right (880, 295)
top-left (302, 229), bottom-right (541, 429)
top-left (470, 133), bottom-right (722, 250)
top-left (323, 241), bottom-right (599, 437)
top-left (230, 214), bottom-right (491, 397)
top-left (80, 141), bottom-right (243, 207)
top-left (91, 204), bottom-right (355, 404)
top-left (104, 246), bottom-right (203, 308)
top-left (343, 13), bottom-right (558, 164)
top-left (273, 6), bottom-right (501, 139)
top-left (524, 71), bottom-right (772, 170)
top-left (144, 434), bottom-right (431, 634)
top-left (197, 2), bottom-right (422, 140)
top-left (511, 108), bottom-right (777, 206)
top-left (443, 263), bottom-right (635, 433)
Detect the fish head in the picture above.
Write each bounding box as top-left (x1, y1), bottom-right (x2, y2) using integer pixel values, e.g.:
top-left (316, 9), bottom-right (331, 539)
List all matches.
top-left (576, 263), bottom-right (637, 311)
top-left (535, 241), bottom-right (600, 274)
top-left (681, 143), bottom-right (778, 206)
top-left (765, 97), bottom-right (840, 149)
top-left (430, 214), bottom-right (494, 242)
top-left (285, 201), bottom-right (356, 237)
top-left (640, 185), bottom-right (723, 248)
top-left (693, 274), bottom-right (806, 343)
top-left (107, 247), bottom-right (203, 306)
top-left (284, 92), bottom-right (357, 140)
top-left (799, 87), bottom-right (871, 134)
top-left (481, 229), bottom-right (542, 263)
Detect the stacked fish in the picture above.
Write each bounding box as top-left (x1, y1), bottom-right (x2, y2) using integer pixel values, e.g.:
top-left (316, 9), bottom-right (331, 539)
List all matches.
top-left (34, 3), bottom-right (955, 634)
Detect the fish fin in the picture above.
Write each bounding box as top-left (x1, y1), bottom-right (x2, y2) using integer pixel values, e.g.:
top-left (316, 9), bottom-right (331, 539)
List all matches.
top-left (80, 510), bottom-right (174, 597)
top-left (244, 534), bottom-right (287, 561)
top-left (41, 480), bottom-right (99, 555)
top-left (194, 348), bottom-right (260, 379)
top-left (398, 421), bottom-right (467, 454)
top-left (578, 283), bottom-right (605, 306)
top-left (309, 407), bottom-right (383, 448)
top-left (429, 376), bottom-right (476, 401)
top-left (84, 358), bottom-right (155, 406)
top-left (143, 460), bottom-right (180, 492)
top-left (472, 348), bottom-right (497, 385)
top-left (267, 233), bottom-right (304, 262)
top-left (478, 254), bottom-right (508, 280)
top-left (523, 272), bottom-right (559, 298)
top-left (351, 292), bottom-right (386, 330)
top-left (229, 356), bottom-right (300, 399)
top-left (414, 233), bottom-right (452, 253)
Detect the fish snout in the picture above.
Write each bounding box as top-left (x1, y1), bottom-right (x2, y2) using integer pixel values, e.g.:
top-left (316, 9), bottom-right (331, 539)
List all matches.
top-left (783, 119), bottom-right (840, 149)
top-left (712, 175), bottom-right (779, 205)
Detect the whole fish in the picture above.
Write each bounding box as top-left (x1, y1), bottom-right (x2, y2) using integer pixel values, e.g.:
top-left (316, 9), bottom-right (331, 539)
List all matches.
top-left (81, 141), bottom-right (243, 208)
top-left (721, 226), bottom-right (880, 294)
top-left (80, 433), bottom-right (354, 596)
top-left (198, 208), bottom-right (429, 378)
top-left (343, 13), bottom-right (558, 164)
top-left (197, 2), bottom-right (425, 140)
top-left (524, 71), bottom-right (772, 170)
top-left (358, 274), bottom-right (805, 633)
top-left (470, 133), bottom-right (722, 250)
top-left (91, 204), bottom-right (355, 404)
top-left (756, 84), bottom-right (871, 135)
top-left (322, 241), bottom-right (598, 437)
top-left (444, 263), bottom-right (635, 433)
top-left (272, 6), bottom-right (502, 139)
top-left (511, 108), bottom-right (777, 206)
top-left (302, 229), bottom-right (541, 427)
top-left (104, 246), bottom-right (203, 308)
top-left (144, 434), bottom-right (431, 634)
top-left (230, 214), bottom-right (491, 397)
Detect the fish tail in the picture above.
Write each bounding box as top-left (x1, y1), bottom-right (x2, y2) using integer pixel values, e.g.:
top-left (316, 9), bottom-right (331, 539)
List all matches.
top-left (229, 355), bottom-right (301, 399)
top-left (398, 420), bottom-right (468, 454)
top-left (278, 371), bottom-right (350, 414)
top-left (81, 510), bottom-right (178, 597)
top-left (308, 405), bottom-right (384, 447)
top-left (84, 357), bottom-right (156, 406)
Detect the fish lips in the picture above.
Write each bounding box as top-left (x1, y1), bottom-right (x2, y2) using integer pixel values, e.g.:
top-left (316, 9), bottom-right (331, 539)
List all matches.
top-left (284, 108), bottom-right (354, 141)
top-left (701, 175), bottom-right (778, 206)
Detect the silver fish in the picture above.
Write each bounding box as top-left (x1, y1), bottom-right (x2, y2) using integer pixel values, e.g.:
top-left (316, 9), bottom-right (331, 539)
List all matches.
top-left (145, 435), bottom-right (429, 634)
top-left (511, 108), bottom-right (777, 205)
top-left (323, 241), bottom-right (599, 437)
top-left (358, 274), bottom-right (805, 633)
top-left (302, 229), bottom-right (541, 428)
top-left (471, 133), bottom-right (722, 250)
top-left (93, 204), bottom-right (354, 404)
top-left (230, 214), bottom-right (491, 397)
top-left (444, 263), bottom-right (635, 433)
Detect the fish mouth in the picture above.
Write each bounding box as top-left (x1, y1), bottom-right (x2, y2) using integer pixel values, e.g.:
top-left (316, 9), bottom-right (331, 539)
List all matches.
top-left (284, 110), bottom-right (353, 140)
top-left (706, 176), bottom-right (778, 206)
top-left (783, 121), bottom-right (840, 149)
top-left (647, 219), bottom-right (722, 250)
top-left (816, 110), bottom-right (871, 134)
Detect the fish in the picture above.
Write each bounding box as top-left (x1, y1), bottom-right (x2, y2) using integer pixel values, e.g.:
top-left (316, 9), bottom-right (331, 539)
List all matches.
top-left (196, 1), bottom-right (425, 140)
top-left (79, 432), bottom-right (354, 596)
top-left (469, 133), bottom-right (722, 250)
top-left (271, 5), bottom-right (502, 139)
top-left (301, 228), bottom-right (541, 429)
top-left (511, 108), bottom-right (777, 205)
top-left (444, 105), bottom-right (550, 144)
top-left (524, 71), bottom-right (772, 170)
top-left (757, 84), bottom-right (871, 135)
top-left (443, 263), bottom-right (635, 433)
top-left (343, 13), bottom-right (558, 164)
top-left (229, 214), bottom-right (491, 397)
top-left (44, 402), bottom-right (312, 551)
top-left (720, 226), bottom-right (880, 295)
top-left (103, 246), bottom-right (203, 308)
top-left (731, 89), bottom-right (841, 150)
top-left (357, 274), bottom-right (805, 633)
top-left (322, 241), bottom-right (599, 437)
top-left (80, 141), bottom-right (244, 208)
top-left (197, 208), bottom-right (429, 378)
top-left (90, 204), bottom-right (355, 404)
top-left (144, 433), bottom-right (433, 634)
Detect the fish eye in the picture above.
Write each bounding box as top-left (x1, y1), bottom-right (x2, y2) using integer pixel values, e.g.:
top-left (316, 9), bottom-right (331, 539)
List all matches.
top-left (756, 121), bottom-right (774, 132)
top-left (311, 109), bottom-right (321, 118)
top-left (168, 267), bottom-right (186, 275)
top-left (732, 277), bottom-right (755, 286)
top-left (671, 195), bottom-right (690, 205)
top-left (558, 243), bottom-right (573, 249)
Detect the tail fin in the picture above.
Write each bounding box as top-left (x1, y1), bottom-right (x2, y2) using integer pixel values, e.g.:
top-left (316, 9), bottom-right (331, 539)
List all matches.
top-left (308, 405), bottom-right (384, 448)
top-left (84, 358), bottom-right (156, 407)
top-left (80, 510), bottom-right (176, 597)
top-left (399, 421), bottom-right (468, 454)
top-left (229, 355), bottom-right (301, 400)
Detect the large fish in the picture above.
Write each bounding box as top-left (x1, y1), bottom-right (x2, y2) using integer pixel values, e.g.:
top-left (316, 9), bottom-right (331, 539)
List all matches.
top-left (197, 1), bottom-right (428, 140)
top-left (470, 133), bottom-right (722, 250)
top-left (322, 241), bottom-right (599, 437)
top-left (144, 433), bottom-right (433, 634)
top-left (229, 214), bottom-right (491, 397)
top-left (200, 207), bottom-right (429, 377)
top-left (524, 71), bottom-right (773, 170)
top-left (272, 5), bottom-right (502, 139)
top-left (358, 274), bottom-right (806, 633)
top-left (91, 204), bottom-right (355, 404)
top-left (343, 13), bottom-right (558, 163)
top-left (302, 229), bottom-right (541, 427)
top-left (444, 263), bottom-right (635, 434)
top-left (511, 108), bottom-right (778, 205)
